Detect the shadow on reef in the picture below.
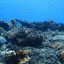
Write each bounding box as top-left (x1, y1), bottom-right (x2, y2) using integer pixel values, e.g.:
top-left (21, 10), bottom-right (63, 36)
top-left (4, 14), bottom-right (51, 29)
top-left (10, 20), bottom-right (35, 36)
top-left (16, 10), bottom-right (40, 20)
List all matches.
top-left (4, 26), bottom-right (43, 47)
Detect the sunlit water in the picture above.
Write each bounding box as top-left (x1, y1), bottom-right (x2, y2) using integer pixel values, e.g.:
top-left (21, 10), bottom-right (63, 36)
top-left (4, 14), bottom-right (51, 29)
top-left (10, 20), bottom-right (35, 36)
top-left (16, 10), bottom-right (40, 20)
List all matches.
top-left (0, 0), bottom-right (64, 23)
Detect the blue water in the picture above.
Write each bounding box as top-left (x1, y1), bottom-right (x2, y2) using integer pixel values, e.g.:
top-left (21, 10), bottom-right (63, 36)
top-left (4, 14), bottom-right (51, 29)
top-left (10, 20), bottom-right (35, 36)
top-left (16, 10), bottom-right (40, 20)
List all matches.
top-left (0, 0), bottom-right (64, 23)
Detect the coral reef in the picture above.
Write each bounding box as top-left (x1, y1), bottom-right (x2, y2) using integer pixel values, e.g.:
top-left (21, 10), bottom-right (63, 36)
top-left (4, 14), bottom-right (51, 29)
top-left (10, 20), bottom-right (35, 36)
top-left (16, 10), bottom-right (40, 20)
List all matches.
top-left (0, 19), bottom-right (64, 64)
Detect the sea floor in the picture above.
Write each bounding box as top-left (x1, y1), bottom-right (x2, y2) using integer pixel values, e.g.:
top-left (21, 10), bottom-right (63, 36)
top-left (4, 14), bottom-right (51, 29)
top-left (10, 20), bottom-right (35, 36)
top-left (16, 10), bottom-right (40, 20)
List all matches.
top-left (0, 20), bottom-right (64, 64)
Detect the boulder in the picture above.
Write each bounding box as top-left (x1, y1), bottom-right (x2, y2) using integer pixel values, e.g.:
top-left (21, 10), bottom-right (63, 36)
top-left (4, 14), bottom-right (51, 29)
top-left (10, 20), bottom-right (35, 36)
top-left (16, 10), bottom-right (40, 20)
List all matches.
top-left (0, 36), bottom-right (7, 45)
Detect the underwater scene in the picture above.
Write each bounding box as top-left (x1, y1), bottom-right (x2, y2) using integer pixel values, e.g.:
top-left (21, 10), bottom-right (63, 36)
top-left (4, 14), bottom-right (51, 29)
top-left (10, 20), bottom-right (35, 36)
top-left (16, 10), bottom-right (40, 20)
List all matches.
top-left (0, 0), bottom-right (64, 64)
